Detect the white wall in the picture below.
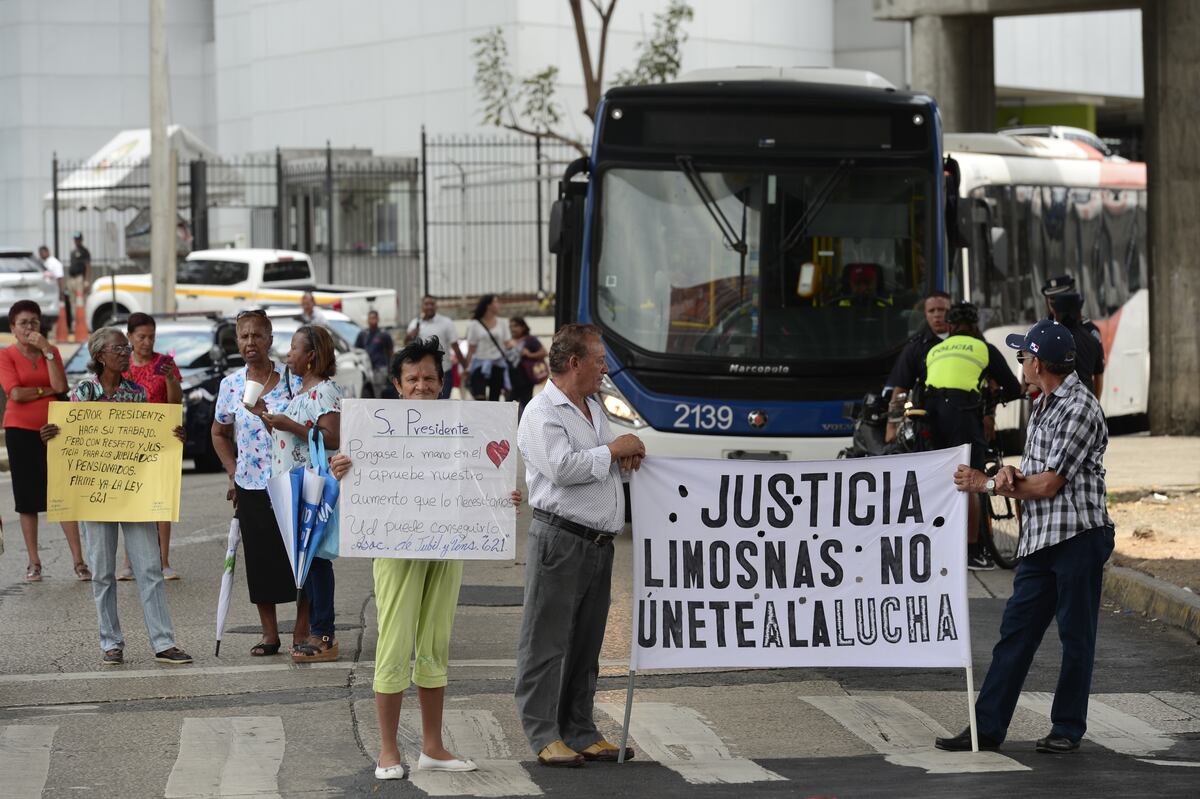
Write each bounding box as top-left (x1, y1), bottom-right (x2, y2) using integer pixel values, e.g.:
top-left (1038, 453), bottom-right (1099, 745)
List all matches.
top-left (833, 0), bottom-right (907, 88)
top-left (213, 0), bottom-right (835, 156)
top-left (994, 10), bottom-right (1142, 99)
top-left (0, 0), bottom-right (214, 253)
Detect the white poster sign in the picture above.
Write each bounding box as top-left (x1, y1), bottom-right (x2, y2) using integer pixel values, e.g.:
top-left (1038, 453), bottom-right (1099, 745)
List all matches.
top-left (631, 446), bottom-right (971, 670)
top-left (338, 399), bottom-right (518, 560)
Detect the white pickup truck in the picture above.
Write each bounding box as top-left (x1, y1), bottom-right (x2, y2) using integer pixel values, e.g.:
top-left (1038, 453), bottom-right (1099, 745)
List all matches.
top-left (85, 248), bottom-right (396, 330)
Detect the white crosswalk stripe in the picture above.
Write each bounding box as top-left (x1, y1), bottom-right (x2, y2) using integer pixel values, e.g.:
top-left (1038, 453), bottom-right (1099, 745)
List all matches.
top-left (801, 696), bottom-right (1030, 774)
top-left (0, 725), bottom-right (56, 799)
top-left (164, 716), bottom-right (286, 799)
top-left (401, 709), bottom-right (542, 797)
top-left (595, 701), bottom-right (786, 785)
top-left (1018, 692), bottom-right (1177, 757)
top-left (7, 689), bottom-right (1200, 796)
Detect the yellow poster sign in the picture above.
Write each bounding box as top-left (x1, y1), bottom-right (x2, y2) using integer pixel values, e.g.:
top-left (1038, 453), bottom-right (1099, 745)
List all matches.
top-left (45, 401), bottom-right (183, 522)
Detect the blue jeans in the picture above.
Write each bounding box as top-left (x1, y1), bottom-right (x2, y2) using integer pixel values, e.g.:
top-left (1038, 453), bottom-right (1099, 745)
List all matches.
top-left (83, 521), bottom-right (176, 653)
top-left (304, 557), bottom-right (336, 638)
top-left (975, 525), bottom-right (1115, 743)
top-left (438, 373), bottom-right (454, 399)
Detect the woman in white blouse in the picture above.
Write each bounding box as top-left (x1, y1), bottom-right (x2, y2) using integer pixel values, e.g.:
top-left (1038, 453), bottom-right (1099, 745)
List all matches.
top-left (463, 294), bottom-right (508, 401)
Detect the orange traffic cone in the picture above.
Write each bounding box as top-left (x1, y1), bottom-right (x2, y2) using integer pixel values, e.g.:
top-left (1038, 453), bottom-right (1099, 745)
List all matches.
top-left (73, 291), bottom-right (88, 343)
top-left (55, 304), bottom-right (70, 343)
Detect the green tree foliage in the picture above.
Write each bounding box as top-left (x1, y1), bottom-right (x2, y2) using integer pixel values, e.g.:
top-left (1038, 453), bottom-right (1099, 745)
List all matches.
top-left (615, 1), bottom-right (695, 86)
top-left (472, 0), bottom-right (692, 154)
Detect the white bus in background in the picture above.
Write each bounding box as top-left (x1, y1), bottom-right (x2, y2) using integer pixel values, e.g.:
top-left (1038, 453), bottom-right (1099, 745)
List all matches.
top-left (944, 133), bottom-right (1148, 441)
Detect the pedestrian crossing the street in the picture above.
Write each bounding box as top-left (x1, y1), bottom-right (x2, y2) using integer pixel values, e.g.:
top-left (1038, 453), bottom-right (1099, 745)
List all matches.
top-left (2, 691), bottom-right (1199, 797)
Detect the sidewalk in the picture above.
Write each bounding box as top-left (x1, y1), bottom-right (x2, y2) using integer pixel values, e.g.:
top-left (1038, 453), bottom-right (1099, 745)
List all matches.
top-left (1100, 435), bottom-right (1200, 639)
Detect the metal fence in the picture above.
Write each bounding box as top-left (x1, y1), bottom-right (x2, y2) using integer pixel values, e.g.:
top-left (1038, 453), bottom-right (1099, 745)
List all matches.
top-left (421, 132), bottom-right (581, 300)
top-left (45, 156), bottom-right (194, 283)
top-left (47, 132), bottom-right (576, 315)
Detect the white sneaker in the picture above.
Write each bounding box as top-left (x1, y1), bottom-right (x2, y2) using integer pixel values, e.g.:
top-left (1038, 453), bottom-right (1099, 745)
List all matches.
top-left (374, 762), bottom-right (409, 780)
top-left (418, 752), bottom-right (478, 772)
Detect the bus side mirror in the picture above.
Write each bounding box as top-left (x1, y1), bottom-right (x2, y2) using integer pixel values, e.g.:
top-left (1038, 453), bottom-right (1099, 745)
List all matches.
top-left (548, 199), bottom-right (566, 255)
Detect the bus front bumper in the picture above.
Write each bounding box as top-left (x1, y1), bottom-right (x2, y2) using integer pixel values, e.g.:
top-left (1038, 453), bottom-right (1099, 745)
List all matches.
top-left (631, 426), bottom-right (852, 463)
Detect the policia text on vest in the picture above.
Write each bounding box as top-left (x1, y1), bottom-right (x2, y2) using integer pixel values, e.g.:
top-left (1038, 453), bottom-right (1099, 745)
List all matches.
top-left (925, 337), bottom-right (990, 392)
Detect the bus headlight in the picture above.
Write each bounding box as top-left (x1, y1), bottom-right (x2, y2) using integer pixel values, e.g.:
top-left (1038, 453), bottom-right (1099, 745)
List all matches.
top-left (599, 376), bottom-right (646, 429)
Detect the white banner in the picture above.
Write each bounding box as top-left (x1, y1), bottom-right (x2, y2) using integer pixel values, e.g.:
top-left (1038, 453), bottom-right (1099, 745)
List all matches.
top-left (337, 399), bottom-right (518, 560)
top-left (631, 447), bottom-right (971, 670)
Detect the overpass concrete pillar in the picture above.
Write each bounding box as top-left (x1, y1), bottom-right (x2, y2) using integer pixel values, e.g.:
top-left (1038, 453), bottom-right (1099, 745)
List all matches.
top-left (1144, 0), bottom-right (1200, 434)
top-left (910, 14), bottom-right (995, 132)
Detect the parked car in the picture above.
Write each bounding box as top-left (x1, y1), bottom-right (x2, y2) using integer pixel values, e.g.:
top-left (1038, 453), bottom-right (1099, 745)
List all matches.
top-left (84, 248), bottom-right (397, 330)
top-left (63, 314), bottom-right (241, 471)
top-left (1, 247), bottom-right (60, 334)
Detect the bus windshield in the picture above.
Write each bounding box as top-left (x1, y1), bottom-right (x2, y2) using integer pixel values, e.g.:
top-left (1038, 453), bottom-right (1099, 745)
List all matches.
top-left (594, 165), bottom-right (931, 363)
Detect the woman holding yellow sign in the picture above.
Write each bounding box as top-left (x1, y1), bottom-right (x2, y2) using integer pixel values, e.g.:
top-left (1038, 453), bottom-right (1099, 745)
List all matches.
top-left (41, 327), bottom-right (192, 667)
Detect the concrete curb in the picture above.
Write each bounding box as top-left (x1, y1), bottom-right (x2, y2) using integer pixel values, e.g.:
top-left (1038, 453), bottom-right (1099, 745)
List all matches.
top-left (1108, 486), bottom-right (1200, 504)
top-left (1103, 564), bottom-right (1200, 640)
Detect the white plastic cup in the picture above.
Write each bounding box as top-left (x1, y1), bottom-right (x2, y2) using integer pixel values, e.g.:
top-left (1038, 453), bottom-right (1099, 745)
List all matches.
top-left (242, 380), bottom-right (265, 407)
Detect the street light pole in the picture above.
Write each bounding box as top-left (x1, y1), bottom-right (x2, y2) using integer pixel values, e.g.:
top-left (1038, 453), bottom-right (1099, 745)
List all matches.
top-left (149, 0), bottom-right (175, 315)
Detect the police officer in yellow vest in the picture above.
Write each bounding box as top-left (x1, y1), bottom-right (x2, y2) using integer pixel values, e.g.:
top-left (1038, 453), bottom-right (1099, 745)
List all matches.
top-left (922, 302), bottom-right (1022, 570)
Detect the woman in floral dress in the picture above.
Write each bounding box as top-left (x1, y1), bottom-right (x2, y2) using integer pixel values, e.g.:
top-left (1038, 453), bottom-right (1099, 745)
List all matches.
top-left (211, 311), bottom-right (308, 657)
top-left (262, 324), bottom-right (342, 662)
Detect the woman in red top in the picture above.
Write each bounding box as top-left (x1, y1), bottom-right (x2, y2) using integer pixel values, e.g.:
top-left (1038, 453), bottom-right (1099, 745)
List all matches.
top-left (121, 312), bottom-right (182, 579)
top-left (0, 300), bottom-right (87, 582)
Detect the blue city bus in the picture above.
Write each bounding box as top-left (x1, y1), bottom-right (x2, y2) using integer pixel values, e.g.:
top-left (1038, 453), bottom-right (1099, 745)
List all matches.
top-left (549, 67), bottom-right (944, 460)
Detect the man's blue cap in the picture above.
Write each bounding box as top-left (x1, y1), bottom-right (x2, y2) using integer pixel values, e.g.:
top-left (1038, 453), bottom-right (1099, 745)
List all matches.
top-left (1005, 319), bottom-right (1076, 364)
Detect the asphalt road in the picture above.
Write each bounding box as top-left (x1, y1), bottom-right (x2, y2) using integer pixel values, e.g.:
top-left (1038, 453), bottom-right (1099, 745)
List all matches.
top-left (1, 466), bottom-right (1199, 798)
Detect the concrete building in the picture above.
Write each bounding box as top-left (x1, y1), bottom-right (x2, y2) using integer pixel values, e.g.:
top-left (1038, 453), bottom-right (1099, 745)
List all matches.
top-left (1, 0), bottom-right (1153, 251)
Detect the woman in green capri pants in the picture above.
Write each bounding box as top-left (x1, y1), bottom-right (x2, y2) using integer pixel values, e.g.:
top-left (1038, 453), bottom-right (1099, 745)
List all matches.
top-left (330, 336), bottom-right (521, 780)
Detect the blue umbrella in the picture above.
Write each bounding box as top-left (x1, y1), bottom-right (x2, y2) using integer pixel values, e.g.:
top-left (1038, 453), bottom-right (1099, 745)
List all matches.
top-left (266, 465), bottom-right (304, 583)
top-left (295, 469), bottom-right (339, 588)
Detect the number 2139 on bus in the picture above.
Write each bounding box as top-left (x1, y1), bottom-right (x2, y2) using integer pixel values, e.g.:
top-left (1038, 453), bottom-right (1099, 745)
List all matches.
top-left (673, 403), bottom-right (733, 430)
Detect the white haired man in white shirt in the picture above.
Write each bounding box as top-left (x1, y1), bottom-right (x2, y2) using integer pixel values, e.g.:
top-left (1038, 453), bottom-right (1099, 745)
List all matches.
top-left (514, 323), bottom-right (645, 768)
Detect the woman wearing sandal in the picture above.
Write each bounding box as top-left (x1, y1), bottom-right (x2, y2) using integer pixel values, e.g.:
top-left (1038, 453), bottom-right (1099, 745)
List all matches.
top-left (42, 327), bottom-right (192, 666)
top-left (261, 324), bottom-right (342, 664)
top-left (0, 300), bottom-right (88, 583)
top-left (329, 337), bottom-right (522, 779)
top-left (211, 311), bottom-right (309, 658)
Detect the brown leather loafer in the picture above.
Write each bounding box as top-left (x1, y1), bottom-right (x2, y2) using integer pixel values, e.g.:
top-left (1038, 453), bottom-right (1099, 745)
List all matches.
top-left (537, 740), bottom-right (584, 767)
top-left (580, 740), bottom-right (634, 762)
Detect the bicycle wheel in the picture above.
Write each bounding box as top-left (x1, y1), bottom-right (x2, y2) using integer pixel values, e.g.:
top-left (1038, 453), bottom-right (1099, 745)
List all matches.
top-left (984, 494), bottom-right (1022, 569)
top-left (981, 448), bottom-right (1022, 569)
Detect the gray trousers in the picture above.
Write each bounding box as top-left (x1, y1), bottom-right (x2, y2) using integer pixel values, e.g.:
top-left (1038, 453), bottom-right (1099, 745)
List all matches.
top-left (514, 518), bottom-right (614, 754)
top-left (83, 521), bottom-right (176, 654)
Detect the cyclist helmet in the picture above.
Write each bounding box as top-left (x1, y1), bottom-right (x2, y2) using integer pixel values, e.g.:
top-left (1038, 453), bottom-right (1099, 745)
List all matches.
top-left (947, 301), bottom-right (979, 326)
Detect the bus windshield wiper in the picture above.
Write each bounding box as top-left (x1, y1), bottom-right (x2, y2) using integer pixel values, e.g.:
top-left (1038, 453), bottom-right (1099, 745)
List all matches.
top-left (675, 156), bottom-right (748, 255)
top-left (779, 159), bottom-right (853, 252)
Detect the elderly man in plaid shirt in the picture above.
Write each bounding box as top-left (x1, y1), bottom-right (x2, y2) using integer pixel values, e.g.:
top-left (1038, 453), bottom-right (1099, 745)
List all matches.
top-left (936, 318), bottom-right (1115, 755)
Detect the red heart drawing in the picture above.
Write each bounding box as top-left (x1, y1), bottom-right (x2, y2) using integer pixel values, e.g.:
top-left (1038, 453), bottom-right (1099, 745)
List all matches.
top-left (486, 440), bottom-right (510, 468)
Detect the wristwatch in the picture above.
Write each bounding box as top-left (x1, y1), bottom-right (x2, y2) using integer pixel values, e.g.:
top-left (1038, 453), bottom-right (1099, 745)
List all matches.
top-left (43, 350), bottom-right (55, 362)
top-left (985, 478), bottom-right (997, 497)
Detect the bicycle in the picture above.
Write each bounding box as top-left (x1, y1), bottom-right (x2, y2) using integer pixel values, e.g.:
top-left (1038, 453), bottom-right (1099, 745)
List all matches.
top-left (980, 444), bottom-right (1022, 569)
